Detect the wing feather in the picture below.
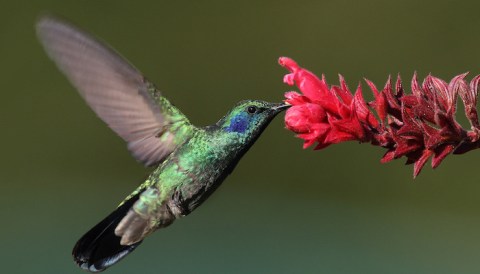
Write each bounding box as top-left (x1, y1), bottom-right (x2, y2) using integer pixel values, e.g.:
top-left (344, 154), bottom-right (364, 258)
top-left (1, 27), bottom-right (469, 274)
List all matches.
top-left (36, 16), bottom-right (190, 166)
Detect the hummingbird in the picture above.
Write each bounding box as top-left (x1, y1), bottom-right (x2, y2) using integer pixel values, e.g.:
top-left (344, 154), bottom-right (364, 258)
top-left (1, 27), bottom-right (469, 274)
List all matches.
top-left (36, 15), bottom-right (289, 272)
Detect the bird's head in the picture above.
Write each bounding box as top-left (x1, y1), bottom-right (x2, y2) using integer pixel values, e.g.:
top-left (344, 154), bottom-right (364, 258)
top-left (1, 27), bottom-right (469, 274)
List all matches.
top-left (217, 100), bottom-right (290, 143)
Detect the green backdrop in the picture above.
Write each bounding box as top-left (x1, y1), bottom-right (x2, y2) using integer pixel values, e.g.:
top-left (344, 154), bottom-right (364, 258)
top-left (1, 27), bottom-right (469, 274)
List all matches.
top-left (2, 1), bottom-right (480, 273)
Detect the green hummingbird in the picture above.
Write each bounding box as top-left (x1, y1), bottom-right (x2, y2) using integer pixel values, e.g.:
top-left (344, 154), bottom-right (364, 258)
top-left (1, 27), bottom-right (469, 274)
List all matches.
top-left (36, 16), bottom-right (289, 272)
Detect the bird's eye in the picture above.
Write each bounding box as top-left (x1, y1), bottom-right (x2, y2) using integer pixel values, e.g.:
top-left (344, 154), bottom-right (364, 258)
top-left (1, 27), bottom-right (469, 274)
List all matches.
top-left (247, 106), bottom-right (257, 114)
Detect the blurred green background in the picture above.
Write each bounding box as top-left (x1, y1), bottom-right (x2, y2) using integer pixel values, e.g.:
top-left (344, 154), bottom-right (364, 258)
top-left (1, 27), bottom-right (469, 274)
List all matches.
top-left (3, 0), bottom-right (480, 273)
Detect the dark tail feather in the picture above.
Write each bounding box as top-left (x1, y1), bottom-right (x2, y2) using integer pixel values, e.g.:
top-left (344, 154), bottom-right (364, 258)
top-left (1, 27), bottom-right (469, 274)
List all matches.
top-left (72, 193), bottom-right (143, 272)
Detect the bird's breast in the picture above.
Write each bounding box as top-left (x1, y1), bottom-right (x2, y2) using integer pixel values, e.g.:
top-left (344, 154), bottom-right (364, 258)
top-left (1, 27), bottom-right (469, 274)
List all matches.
top-left (158, 132), bottom-right (245, 215)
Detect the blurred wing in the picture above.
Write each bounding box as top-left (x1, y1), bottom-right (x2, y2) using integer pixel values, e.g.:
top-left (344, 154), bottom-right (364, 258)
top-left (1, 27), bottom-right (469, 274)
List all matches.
top-left (36, 15), bottom-right (192, 166)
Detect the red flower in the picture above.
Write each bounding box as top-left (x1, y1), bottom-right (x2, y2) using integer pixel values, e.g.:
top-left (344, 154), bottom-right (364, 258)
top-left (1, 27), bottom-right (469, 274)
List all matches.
top-left (279, 57), bottom-right (480, 177)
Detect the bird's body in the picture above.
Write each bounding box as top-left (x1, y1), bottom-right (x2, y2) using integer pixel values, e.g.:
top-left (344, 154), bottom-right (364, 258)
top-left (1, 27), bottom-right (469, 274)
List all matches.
top-left (114, 100), bottom-right (284, 246)
top-left (36, 15), bottom-right (288, 272)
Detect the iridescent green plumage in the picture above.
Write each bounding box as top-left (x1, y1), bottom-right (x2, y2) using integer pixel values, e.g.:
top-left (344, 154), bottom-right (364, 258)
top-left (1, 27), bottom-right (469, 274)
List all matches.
top-left (36, 15), bottom-right (288, 273)
top-left (116, 100), bottom-right (286, 245)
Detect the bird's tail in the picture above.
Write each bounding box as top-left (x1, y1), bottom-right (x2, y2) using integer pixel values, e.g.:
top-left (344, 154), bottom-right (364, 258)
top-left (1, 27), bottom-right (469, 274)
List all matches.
top-left (72, 193), bottom-right (143, 273)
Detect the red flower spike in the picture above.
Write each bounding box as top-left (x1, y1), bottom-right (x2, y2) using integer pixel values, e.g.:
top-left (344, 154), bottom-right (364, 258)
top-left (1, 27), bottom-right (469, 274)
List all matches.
top-left (395, 74), bottom-right (404, 96)
top-left (279, 56), bottom-right (480, 177)
top-left (383, 76), bottom-right (402, 120)
top-left (413, 150), bottom-right (434, 178)
top-left (365, 78), bottom-right (388, 123)
top-left (353, 86), bottom-right (379, 128)
top-left (338, 75), bottom-right (353, 105)
top-left (411, 72), bottom-right (422, 97)
top-left (461, 74), bottom-right (480, 129)
top-left (381, 150), bottom-right (395, 163)
top-left (432, 144), bottom-right (455, 169)
top-left (285, 91), bottom-right (310, 105)
top-left (285, 104), bottom-right (326, 134)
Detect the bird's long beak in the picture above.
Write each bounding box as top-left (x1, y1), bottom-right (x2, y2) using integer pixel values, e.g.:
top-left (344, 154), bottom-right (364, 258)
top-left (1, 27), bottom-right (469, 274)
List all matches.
top-left (271, 102), bottom-right (291, 113)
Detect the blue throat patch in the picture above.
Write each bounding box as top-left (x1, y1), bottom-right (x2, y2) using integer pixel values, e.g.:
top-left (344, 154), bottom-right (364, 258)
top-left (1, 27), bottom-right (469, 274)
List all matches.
top-left (225, 113), bottom-right (249, 133)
